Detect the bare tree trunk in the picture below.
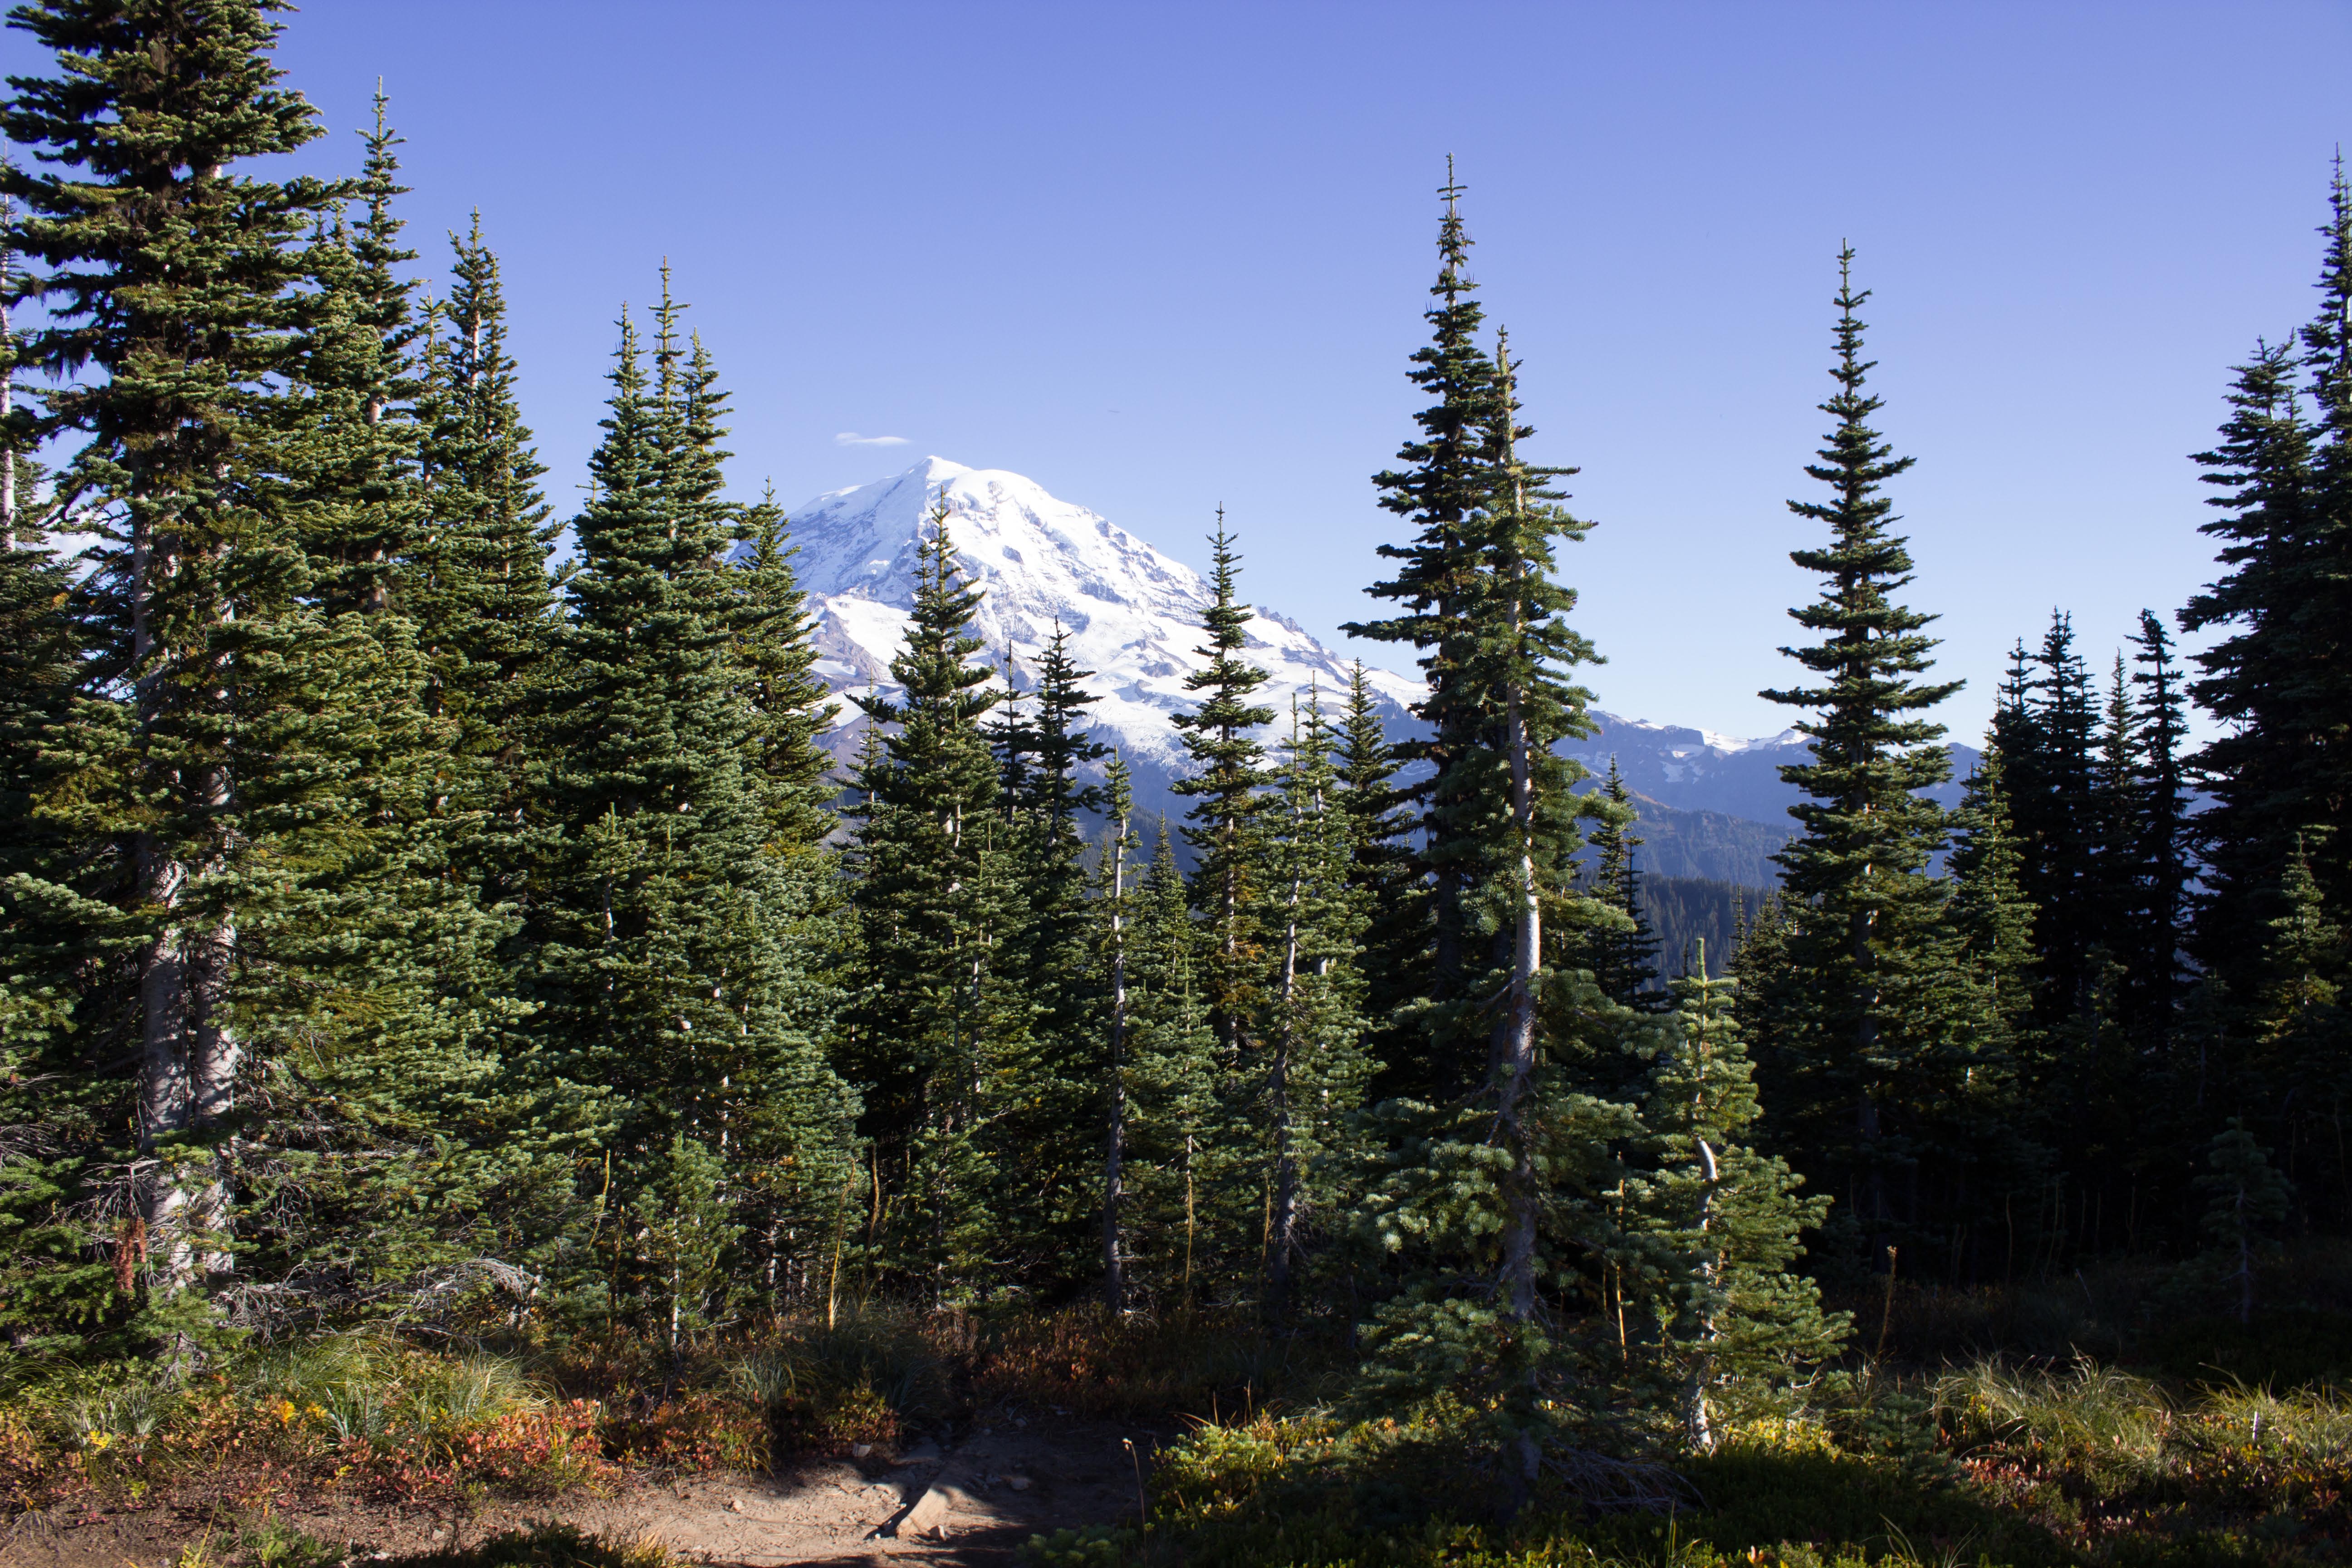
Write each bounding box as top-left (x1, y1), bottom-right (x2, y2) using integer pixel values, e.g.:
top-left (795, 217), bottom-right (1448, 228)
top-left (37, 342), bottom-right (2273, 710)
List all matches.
top-left (1684, 1134), bottom-right (1721, 1453)
top-left (1492, 456), bottom-right (1546, 1509)
top-left (1266, 845), bottom-right (1302, 1316)
top-left (132, 511), bottom-right (241, 1343)
top-left (2, 212), bottom-right (15, 549)
top-left (1103, 794), bottom-right (1130, 1312)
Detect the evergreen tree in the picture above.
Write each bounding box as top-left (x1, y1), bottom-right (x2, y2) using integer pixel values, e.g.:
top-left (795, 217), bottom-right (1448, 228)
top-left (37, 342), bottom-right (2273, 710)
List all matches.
top-left (2011, 612), bottom-right (2100, 1028)
top-left (0, 0), bottom-right (406, 1355)
top-left (0, 470), bottom-right (127, 1353)
top-left (1098, 754), bottom-right (1138, 1309)
top-left (841, 498), bottom-right (1015, 1298)
top-left (1945, 743), bottom-right (2038, 1044)
top-left (1343, 167), bottom-right (1505, 1095)
top-left (1583, 758), bottom-right (1665, 1009)
top-left (528, 291), bottom-right (848, 1330)
top-left (990, 621), bottom-right (1107, 1287)
top-left (1335, 660), bottom-right (1417, 1082)
top-left (1171, 518), bottom-right (1274, 1065)
top-left (411, 214), bottom-right (556, 754)
top-left (2196, 1119), bottom-right (2293, 1325)
top-left (1754, 249), bottom-right (1967, 1268)
top-left (2247, 836), bottom-right (2345, 1145)
top-left (2129, 609), bottom-right (2194, 1034)
top-left (733, 484), bottom-right (839, 858)
top-left (1631, 956), bottom-right (1846, 1450)
top-left (284, 87), bottom-right (423, 617)
top-left (1354, 324), bottom-right (1646, 1502)
top-left (1256, 689), bottom-right (1373, 1314)
top-left (1121, 818), bottom-right (1218, 1303)
top-left (2182, 339), bottom-right (2326, 992)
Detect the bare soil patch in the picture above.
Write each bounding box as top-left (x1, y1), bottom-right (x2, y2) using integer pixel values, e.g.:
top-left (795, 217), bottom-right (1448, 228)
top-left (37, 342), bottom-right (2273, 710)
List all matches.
top-left (3, 1419), bottom-right (1163, 1568)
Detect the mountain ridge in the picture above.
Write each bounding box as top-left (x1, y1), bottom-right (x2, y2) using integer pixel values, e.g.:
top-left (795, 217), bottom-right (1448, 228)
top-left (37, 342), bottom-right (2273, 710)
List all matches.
top-left (768, 456), bottom-right (1975, 876)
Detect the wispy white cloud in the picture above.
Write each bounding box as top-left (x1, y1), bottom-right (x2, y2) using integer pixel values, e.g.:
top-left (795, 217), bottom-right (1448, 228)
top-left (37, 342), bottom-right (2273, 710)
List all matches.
top-left (835, 431), bottom-right (909, 447)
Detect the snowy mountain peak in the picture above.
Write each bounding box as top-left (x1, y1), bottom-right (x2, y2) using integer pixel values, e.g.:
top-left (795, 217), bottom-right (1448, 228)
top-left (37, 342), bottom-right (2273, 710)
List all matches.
top-left (768, 459), bottom-right (1423, 798)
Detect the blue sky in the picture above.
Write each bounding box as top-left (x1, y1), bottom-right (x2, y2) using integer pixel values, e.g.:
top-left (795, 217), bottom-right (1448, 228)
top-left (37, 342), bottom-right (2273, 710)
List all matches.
top-left (10, 1), bottom-right (2348, 740)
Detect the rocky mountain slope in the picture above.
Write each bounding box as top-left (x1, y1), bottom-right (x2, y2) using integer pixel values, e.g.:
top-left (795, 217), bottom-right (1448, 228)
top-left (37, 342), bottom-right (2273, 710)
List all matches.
top-left (767, 456), bottom-right (1418, 825)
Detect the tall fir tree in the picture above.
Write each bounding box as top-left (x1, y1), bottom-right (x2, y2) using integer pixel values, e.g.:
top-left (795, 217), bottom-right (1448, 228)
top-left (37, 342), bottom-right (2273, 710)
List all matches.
top-left (1343, 167), bottom-right (1505, 1096)
top-left (1097, 753), bottom-right (1138, 1308)
top-left (2010, 612), bottom-right (2101, 1029)
top-left (1630, 958), bottom-right (1846, 1451)
top-left (527, 289), bottom-right (848, 1330)
top-left (732, 483), bottom-right (840, 858)
top-left (2128, 609), bottom-right (2194, 1037)
top-left (1355, 323), bottom-right (1660, 1500)
top-left (2181, 334), bottom-right (2329, 995)
top-left (1752, 249), bottom-right (1970, 1270)
top-left (1171, 519), bottom-right (1275, 1068)
top-left (1335, 660), bottom-right (1417, 1083)
top-left (0, 0), bottom-right (455, 1359)
top-left (1255, 689), bottom-right (1373, 1314)
top-left (842, 499), bottom-right (1018, 1299)
top-left (411, 214), bottom-right (556, 755)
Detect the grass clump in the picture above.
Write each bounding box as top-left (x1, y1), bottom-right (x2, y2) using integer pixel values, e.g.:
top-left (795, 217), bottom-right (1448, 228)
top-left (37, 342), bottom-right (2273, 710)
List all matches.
top-left (725, 1304), bottom-right (948, 1454)
top-left (401, 1523), bottom-right (678, 1568)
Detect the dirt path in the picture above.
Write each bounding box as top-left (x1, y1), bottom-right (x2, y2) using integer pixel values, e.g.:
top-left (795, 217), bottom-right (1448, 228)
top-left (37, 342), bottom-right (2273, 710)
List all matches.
top-left (4, 1420), bottom-right (1164, 1568)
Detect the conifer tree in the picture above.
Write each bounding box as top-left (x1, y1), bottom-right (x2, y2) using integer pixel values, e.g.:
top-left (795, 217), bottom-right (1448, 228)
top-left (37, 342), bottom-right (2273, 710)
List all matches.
top-left (1754, 249), bottom-right (1966, 1267)
top-left (843, 499), bottom-right (1014, 1297)
top-left (2129, 610), bottom-right (2193, 1033)
top-left (0, 0), bottom-right (388, 1350)
top-left (1354, 326), bottom-right (1643, 1503)
top-left (1098, 754), bottom-right (1138, 1308)
top-left (1335, 661), bottom-right (1417, 1078)
top-left (1121, 816), bottom-right (1217, 1302)
top-left (2183, 338), bottom-right (2326, 992)
top-left (528, 291), bottom-right (848, 1329)
top-left (2249, 836), bottom-right (2344, 1111)
top-left (1583, 759), bottom-right (1666, 1009)
top-left (285, 87), bottom-right (423, 617)
top-left (1344, 167), bottom-right (1504, 1091)
top-left (411, 215), bottom-right (556, 754)
top-left (2197, 1119), bottom-right (2293, 1325)
top-left (985, 622), bottom-right (1107, 1285)
top-left (1945, 744), bottom-right (2038, 1044)
top-left (1172, 518), bottom-right (1274, 1063)
top-left (2012, 613), bottom-right (2100, 1027)
top-left (1256, 690), bottom-right (1372, 1314)
top-left (733, 484), bottom-right (839, 857)
top-left (0, 461), bottom-right (126, 1352)
top-left (1632, 956), bottom-right (1845, 1450)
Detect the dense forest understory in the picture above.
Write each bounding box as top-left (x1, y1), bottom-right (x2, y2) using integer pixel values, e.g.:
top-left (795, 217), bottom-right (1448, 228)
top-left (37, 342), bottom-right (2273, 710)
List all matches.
top-left (5, 5), bottom-right (2352, 1568)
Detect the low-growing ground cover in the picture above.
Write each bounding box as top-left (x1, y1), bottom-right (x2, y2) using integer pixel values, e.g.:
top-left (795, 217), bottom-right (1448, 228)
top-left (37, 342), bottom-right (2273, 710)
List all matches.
top-left (11, 1270), bottom-right (2352, 1568)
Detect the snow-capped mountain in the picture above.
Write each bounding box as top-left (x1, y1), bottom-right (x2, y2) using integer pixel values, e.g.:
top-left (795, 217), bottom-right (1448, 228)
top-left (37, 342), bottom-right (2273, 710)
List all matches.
top-left (769, 457), bottom-right (1422, 822)
top-left (766, 456), bottom-right (1973, 869)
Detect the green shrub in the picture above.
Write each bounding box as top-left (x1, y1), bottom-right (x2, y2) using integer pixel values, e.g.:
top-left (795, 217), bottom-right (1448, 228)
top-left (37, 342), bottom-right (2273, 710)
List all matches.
top-left (399, 1523), bottom-right (675, 1568)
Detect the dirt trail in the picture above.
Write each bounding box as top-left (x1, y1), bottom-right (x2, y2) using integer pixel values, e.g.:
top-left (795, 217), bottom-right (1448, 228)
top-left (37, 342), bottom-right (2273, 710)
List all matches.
top-left (4, 1421), bottom-right (1164, 1568)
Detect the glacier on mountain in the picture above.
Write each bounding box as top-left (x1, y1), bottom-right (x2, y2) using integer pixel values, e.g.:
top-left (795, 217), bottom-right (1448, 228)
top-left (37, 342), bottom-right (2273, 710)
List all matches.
top-left (767, 456), bottom-right (1422, 808)
top-left (758, 456), bottom-right (1960, 854)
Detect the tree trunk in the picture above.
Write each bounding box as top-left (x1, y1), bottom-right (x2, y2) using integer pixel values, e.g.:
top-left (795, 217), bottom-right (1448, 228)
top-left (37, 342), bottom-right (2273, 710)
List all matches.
top-left (1103, 802), bottom-right (1129, 1312)
top-left (132, 518), bottom-right (240, 1342)
top-left (1267, 875), bottom-right (1302, 1315)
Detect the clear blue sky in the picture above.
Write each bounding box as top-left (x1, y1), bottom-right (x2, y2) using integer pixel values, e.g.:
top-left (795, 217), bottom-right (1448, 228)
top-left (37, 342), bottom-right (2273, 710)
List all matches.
top-left (11, 2), bottom-right (2348, 740)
